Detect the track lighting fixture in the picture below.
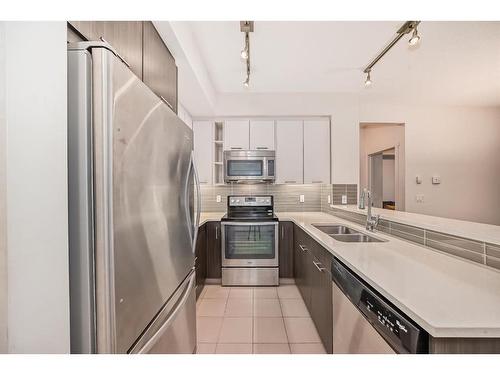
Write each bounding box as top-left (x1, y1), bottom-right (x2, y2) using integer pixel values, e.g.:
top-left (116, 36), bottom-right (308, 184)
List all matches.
top-left (365, 71), bottom-right (372, 87)
top-left (240, 32), bottom-right (249, 60)
top-left (363, 21), bottom-right (421, 87)
top-left (240, 48), bottom-right (249, 60)
top-left (240, 21), bottom-right (254, 87)
top-left (408, 27), bottom-right (420, 46)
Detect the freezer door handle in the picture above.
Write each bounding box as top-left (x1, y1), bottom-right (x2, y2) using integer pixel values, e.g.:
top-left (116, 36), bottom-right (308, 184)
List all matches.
top-left (132, 271), bottom-right (196, 354)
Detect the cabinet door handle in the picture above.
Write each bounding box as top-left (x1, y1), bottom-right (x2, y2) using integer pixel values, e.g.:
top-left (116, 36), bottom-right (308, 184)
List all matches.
top-left (313, 261), bottom-right (325, 272)
top-left (256, 146), bottom-right (268, 150)
top-left (299, 244), bottom-right (308, 252)
top-left (160, 96), bottom-right (174, 110)
top-left (281, 226), bottom-right (284, 238)
top-left (285, 180), bottom-right (297, 184)
top-left (230, 147), bottom-right (242, 150)
top-left (215, 226), bottom-right (219, 239)
top-left (99, 37), bottom-right (131, 67)
top-left (312, 180), bottom-right (323, 184)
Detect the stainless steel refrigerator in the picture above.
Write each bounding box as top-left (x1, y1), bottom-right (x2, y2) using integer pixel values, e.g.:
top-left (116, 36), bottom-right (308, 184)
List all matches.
top-left (67, 41), bottom-right (200, 354)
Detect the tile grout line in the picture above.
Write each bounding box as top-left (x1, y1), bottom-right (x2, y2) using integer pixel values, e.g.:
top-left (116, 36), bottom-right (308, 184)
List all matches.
top-left (277, 294), bottom-right (292, 353)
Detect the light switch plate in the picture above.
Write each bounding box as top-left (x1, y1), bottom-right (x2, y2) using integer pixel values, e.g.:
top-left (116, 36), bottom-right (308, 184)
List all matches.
top-left (432, 176), bottom-right (441, 184)
top-left (299, 194), bottom-right (305, 203)
top-left (416, 175), bottom-right (422, 184)
top-left (216, 195), bottom-right (221, 203)
top-left (341, 195), bottom-right (347, 204)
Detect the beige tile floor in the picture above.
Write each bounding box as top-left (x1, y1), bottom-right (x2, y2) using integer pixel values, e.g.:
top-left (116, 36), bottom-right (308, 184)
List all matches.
top-left (196, 284), bottom-right (326, 354)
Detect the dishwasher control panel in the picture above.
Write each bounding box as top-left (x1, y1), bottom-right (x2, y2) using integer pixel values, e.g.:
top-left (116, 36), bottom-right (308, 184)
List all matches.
top-left (359, 289), bottom-right (421, 353)
top-left (332, 257), bottom-right (428, 354)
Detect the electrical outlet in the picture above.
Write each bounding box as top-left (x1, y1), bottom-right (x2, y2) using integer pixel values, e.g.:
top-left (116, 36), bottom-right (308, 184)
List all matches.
top-left (432, 176), bottom-right (441, 184)
top-left (341, 195), bottom-right (347, 205)
top-left (416, 194), bottom-right (424, 203)
top-left (299, 194), bottom-right (305, 203)
top-left (216, 195), bottom-right (221, 203)
top-left (327, 195), bottom-right (331, 204)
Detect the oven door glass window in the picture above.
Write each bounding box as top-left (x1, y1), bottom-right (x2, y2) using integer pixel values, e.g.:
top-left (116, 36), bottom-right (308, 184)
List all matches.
top-left (227, 160), bottom-right (263, 177)
top-left (224, 224), bottom-right (276, 259)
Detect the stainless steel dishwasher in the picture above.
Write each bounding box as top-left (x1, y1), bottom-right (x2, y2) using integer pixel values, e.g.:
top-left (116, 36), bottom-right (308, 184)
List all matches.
top-left (331, 257), bottom-right (428, 354)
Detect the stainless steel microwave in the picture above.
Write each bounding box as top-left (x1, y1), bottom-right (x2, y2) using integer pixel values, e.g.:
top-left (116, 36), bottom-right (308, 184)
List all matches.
top-left (224, 150), bottom-right (275, 183)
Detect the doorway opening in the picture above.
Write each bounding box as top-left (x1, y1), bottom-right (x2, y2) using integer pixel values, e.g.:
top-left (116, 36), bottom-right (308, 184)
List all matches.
top-left (359, 123), bottom-right (405, 211)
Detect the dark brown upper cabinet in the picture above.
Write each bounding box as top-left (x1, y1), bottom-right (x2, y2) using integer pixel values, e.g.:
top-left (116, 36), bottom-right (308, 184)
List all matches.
top-left (142, 21), bottom-right (178, 114)
top-left (68, 21), bottom-right (144, 80)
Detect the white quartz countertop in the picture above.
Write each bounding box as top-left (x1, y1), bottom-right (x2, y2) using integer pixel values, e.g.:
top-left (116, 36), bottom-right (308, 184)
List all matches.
top-left (199, 211), bottom-right (500, 338)
top-left (280, 212), bottom-right (500, 338)
top-left (200, 212), bottom-right (225, 225)
top-left (331, 205), bottom-right (500, 246)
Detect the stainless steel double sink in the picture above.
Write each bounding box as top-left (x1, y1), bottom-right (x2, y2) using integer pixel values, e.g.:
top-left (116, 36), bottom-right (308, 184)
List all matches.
top-left (312, 224), bottom-right (386, 243)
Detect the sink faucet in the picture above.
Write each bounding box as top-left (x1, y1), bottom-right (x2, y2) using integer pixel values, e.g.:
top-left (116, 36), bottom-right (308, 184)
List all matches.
top-left (365, 190), bottom-right (380, 231)
top-left (358, 188), bottom-right (366, 209)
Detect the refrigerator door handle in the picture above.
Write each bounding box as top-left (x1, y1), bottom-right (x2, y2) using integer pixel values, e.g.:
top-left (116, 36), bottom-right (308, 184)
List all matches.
top-left (191, 151), bottom-right (201, 254)
top-left (184, 153), bottom-right (193, 244)
top-left (133, 271), bottom-right (196, 354)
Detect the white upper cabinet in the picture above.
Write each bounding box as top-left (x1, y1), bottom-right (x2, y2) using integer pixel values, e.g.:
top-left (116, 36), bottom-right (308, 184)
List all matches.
top-left (276, 120), bottom-right (304, 184)
top-left (193, 121), bottom-right (213, 184)
top-left (224, 120), bottom-right (250, 150)
top-left (304, 119), bottom-right (330, 184)
top-left (250, 120), bottom-right (275, 150)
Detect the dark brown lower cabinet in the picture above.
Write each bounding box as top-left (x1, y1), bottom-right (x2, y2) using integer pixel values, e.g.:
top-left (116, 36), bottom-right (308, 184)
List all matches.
top-left (279, 221), bottom-right (294, 278)
top-left (293, 224), bottom-right (333, 353)
top-left (206, 221), bottom-right (222, 279)
top-left (195, 224), bottom-right (207, 300)
top-left (309, 254), bottom-right (333, 353)
top-left (294, 226), bottom-right (312, 309)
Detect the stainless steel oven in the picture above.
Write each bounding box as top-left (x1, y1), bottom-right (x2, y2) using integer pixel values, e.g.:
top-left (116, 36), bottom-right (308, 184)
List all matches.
top-left (221, 195), bottom-right (279, 286)
top-left (224, 150), bottom-right (275, 183)
top-left (221, 222), bottom-right (279, 267)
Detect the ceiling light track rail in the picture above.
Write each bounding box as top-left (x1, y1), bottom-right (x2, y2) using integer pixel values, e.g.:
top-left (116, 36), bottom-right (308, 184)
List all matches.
top-left (240, 21), bottom-right (254, 87)
top-left (363, 21), bottom-right (421, 86)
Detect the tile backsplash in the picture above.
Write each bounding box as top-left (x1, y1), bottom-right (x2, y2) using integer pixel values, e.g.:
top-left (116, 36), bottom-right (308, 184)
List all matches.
top-left (332, 184), bottom-right (358, 205)
top-left (329, 207), bottom-right (500, 272)
top-left (200, 184), bottom-right (323, 212)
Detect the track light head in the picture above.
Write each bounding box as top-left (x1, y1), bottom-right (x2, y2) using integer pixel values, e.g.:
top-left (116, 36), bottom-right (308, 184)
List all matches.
top-left (240, 48), bottom-right (249, 60)
top-left (243, 76), bottom-right (249, 87)
top-left (364, 71), bottom-right (372, 87)
top-left (408, 27), bottom-right (420, 46)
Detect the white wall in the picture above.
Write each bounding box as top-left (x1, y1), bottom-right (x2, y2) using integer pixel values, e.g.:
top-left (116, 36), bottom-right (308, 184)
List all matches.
top-left (359, 99), bottom-right (500, 225)
top-left (211, 92), bottom-right (500, 225)
top-left (178, 102), bottom-right (193, 128)
top-left (2, 22), bottom-right (70, 353)
top-left (0, 23), bottom-right (7, 353)
top-left (383, 158), bottom-right (396, 202)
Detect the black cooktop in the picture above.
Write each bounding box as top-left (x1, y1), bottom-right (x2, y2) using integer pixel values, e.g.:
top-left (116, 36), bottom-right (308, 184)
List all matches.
top-left (221, 213), bottom-right (279, 222)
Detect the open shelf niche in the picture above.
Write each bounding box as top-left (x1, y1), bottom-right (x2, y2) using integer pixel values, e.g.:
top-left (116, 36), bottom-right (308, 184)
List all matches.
top-left (213, 121), bottom-right (225, 185)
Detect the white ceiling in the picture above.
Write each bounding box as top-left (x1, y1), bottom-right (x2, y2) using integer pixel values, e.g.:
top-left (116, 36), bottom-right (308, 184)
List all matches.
top-left (184, 21), bottom-right (500, 107)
